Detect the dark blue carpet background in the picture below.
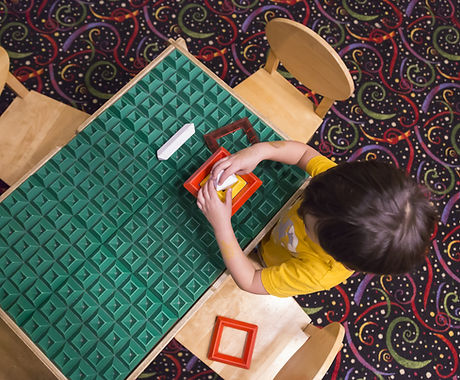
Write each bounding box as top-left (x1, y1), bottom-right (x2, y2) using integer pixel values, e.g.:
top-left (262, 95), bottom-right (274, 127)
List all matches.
top-left (0, 1), bottom-right (458, 379)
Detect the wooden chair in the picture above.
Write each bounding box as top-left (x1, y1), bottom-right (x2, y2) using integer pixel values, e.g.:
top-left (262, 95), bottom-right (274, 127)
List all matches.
top-left (175, 273), bottom-right (345, 380)
top-left (233, 18), bottom-right (354, 143)
top-left (0, 46), bottom-right (89, 186)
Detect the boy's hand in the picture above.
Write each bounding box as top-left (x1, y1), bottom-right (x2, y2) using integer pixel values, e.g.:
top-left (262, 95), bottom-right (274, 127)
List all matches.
top-left (211, 146), bottom-right (262, 186)
top-left (197, 178), bottom-right (232, 232)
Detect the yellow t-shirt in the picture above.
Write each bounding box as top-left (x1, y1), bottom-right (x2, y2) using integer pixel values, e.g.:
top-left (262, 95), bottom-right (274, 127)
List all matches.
top-left (260, 155), bottom-right (354, 297)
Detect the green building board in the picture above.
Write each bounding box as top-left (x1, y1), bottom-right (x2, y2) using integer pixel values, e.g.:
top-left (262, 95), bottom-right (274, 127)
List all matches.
top-left (0, 49), bottom-right (307, 379)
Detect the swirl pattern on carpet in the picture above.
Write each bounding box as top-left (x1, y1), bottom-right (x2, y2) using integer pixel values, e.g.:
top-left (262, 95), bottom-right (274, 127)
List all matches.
top-left (0, 1), bottom-right (458, 379)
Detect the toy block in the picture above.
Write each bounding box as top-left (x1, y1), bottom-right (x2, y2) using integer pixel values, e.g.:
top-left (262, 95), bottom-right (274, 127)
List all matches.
top-left (184, 147), bottom-right (262, 216)
top-left (216, 172), bottom-right (238, 191)
top-left (200, 174), bottom-right (246, 202)
top-left (157, 122), bottom-right (195, 160)
top-left (203, 118), bottom-right (259, 153)
top-left (208, 316), bottom-right (258, 369)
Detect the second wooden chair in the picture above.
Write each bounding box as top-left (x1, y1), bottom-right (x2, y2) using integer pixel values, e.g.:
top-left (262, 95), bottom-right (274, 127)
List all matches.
top-left (234, 18), bottom-right (354, 143)
top-left (0, 46), bottom-right (89, 187)
top-left (175, 274), bottom-right (345, 380)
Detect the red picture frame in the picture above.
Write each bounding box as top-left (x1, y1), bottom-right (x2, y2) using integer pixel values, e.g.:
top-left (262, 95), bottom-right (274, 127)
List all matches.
top-left (208, 316), bottom-right (258, 369)
top-left (183, 146), bottom-right (262, 216)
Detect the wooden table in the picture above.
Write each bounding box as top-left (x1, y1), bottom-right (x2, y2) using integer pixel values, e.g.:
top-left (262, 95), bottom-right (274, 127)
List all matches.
top-left (0, 38), bottom-right (309, 379)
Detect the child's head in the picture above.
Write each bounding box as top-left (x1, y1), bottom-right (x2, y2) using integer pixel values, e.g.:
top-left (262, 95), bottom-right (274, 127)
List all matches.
top-left (298, 160), bottom-right (438, 274)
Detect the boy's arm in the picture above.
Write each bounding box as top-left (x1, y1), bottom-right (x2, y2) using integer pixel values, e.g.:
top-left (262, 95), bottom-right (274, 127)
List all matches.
top-left (198, 140), bottom-right (320, 294)
top-left (258, 141), bottom-right (320, 168)
top-left (211, 141), bottom-right (320, 186)
top-left (197, 179), bottom-right (268, 294)
top-left (214, 219), bottom-right (268, 294)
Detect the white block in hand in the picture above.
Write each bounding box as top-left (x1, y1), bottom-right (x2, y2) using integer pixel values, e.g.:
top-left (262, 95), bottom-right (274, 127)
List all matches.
top-left (216, 171), bottom-right (238, 191)
top-left (157, 123), bottom-right (195, 160)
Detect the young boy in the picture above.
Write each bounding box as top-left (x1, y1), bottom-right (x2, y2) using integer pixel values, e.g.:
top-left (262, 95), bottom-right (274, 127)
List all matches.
top-left (196, 141), bottom-right (437, 297)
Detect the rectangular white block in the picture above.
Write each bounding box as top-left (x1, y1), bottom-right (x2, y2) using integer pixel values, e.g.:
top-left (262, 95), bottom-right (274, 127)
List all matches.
top-left (216, 172), bottom-right (238, 191)
top-left (157, 123), bottom-right (195, 160)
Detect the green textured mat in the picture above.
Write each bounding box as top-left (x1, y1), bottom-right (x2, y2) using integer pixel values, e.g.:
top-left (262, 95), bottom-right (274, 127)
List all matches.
top-left (0, 49), bottom-right (306, 379)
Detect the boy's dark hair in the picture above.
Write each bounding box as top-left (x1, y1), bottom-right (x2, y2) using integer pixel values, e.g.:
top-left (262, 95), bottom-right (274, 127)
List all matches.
top-left (298, 160), bottom-right (438, 274)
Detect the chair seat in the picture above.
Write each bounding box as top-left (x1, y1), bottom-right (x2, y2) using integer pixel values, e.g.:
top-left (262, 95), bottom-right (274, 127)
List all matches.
top-left (234, 69), bottom-right (323, 143)
top-left (0, 90), bottom-right (88, 185)
top-left (175, 275), bottom-right (312, 380)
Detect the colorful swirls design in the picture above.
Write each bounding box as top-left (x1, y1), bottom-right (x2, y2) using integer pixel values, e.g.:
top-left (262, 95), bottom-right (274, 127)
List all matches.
top-left (0, 1), bottom-right (458, 379)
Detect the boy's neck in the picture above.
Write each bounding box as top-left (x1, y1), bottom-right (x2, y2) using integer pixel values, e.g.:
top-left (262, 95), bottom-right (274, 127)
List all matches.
top-left (304, 213), bottom-right (320, 245)
top-left (304, 213), bottom-right (354, 271)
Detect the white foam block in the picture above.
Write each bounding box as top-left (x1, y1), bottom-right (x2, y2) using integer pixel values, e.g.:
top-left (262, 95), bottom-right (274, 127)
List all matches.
top-left (157, 123), bottom-right (195, 160)
top-left (215, 171), bottom-right (238, 191)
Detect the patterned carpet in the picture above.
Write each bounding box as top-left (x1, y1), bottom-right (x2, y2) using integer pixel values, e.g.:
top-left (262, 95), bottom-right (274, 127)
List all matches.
top-left (1, 1), bottom-right (459, 379)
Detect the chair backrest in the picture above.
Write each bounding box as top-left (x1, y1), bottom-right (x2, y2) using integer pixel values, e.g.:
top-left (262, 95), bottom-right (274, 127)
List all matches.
top-left (0, 45), bottom-right (88, 186)
top-left (0, 46), bottom-right (9, 94)
top-left (275, 322), bottom-right (345, 380)
top-left (0, 46), bottom-right (30, 98)
top-left (265, 18), bottom-right (354, 101)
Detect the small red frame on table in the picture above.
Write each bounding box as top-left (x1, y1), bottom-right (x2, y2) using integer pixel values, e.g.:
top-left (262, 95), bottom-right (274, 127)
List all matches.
top-left (183, 146), bottom-right (262, 216)
top-left (208, 316), bottom-right (258, 369)
top-left (203, 118), bottom-right (259, 153)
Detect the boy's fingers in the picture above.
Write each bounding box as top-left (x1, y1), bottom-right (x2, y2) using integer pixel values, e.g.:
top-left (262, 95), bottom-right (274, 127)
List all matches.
top-left (211, 158), bottom-right (228, 175)
top-left (212, 160), bottom-right (231, 183)
top-left (225, 188), bottom-right (232, 205)
top-left (219, 168), bottom-right (234, 185)
top-left (197, 188), bottom-right (204, 204)
top-left (202, 180), bottom-right (210, 198)
top-left (205, 178), bottom-right (217, 199)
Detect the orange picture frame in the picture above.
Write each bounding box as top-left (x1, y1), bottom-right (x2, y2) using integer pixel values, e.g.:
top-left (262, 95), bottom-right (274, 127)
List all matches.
top-left (208, 316), bottom-right (258, 369)
top-left (183, 146), bottom-right (262, 216)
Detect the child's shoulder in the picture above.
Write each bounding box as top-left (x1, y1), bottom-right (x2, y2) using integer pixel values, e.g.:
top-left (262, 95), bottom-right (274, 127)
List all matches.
top-left (297, 249), bottom-right (353, 283)
top-left (306, 155), bottom-right (337, 177)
